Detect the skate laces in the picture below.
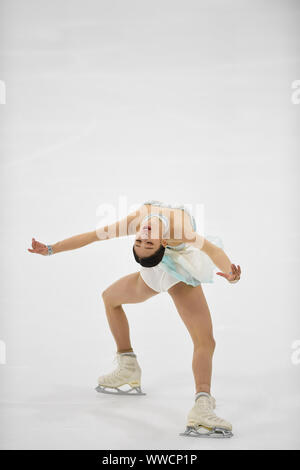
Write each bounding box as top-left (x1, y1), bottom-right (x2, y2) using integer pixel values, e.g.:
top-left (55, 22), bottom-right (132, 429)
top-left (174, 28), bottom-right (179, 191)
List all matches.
top-left (196, 396), bottom-right (212, 411)
top-left (195, 396), bottom-right (228, 425)
top-left (195, 396), bottom-right (218, 418)
top-left (109, 355), bottom-right (135, 379)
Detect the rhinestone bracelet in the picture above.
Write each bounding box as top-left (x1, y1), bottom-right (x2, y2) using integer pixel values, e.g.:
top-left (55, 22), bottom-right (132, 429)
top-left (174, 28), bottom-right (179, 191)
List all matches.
top-left (46, 245), bottom-right (53, 256)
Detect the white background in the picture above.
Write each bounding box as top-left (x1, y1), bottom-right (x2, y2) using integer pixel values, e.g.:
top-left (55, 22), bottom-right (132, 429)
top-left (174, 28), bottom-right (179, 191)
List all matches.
top-left (0, 0), bottom-right (299, 450)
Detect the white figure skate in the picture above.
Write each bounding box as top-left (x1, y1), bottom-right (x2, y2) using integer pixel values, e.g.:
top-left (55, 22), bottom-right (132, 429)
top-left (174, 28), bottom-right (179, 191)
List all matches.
top-left (180, 393), bottom-right (233, 438)
top-left (95, 353), bottom-right (146, 396)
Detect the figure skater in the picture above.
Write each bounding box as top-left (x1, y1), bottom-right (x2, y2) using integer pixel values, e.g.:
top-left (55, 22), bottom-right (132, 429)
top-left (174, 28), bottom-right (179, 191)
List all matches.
top-left (28, 199), bottom-right (241, 438)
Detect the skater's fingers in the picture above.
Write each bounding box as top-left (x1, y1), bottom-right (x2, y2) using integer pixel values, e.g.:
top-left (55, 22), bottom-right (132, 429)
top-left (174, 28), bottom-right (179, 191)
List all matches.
top-left (216, 272), bottom-right (228, 278)
top-left (31, 239), bottom-right (47, 251)
top-left (32, 241), bottom-right (40, 250)
top-left (28, 246), bottom-right (48, 255)
top-left (232, 266), bottom-right (240, 280)
top-left (233, 265), bottom-right (241, 278)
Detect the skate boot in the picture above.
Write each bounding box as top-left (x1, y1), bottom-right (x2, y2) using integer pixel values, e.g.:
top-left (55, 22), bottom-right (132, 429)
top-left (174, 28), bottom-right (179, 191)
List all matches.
top-left (95, 352), bottom-right (145, 395)
top-left (180, 392), bottom-right (233, 438)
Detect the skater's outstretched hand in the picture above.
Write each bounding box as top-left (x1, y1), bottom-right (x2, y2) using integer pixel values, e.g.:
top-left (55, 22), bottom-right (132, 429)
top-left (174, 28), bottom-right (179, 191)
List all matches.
top-left (28, 238), bottom-right (49, 256)
top-left (216, 264), bottom-right (241, 283)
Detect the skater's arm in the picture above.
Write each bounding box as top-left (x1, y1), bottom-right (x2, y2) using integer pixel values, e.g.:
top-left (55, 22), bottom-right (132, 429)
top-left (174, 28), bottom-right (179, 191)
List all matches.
top-left (200, 239), bottom-right (241, 282)
top-left (27, 232), bottom-right (98, 256)
top-left (54, 208), bottom-right (143, 252)
top-left (51, 231), bottom-right (99, 254)
top-left (185, 232), bottom-right (240, 282)
top-left (95, 206), bottom-right (143, 242)
top-left (203, 242), bottom-right (232, 275)
top-left (28, 207), bottom-right (144, 255)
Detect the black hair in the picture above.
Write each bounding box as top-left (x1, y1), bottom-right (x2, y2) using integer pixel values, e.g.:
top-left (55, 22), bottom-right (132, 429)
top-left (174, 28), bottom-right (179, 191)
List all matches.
top-left (132, 243), bottom-right (166, 267)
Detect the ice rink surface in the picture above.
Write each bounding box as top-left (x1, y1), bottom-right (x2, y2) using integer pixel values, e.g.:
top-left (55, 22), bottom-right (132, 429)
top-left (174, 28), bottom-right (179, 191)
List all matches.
top-left (0, 364), bottom-right (300, 450)
top-left (0, 0), bottom-right (300, 450)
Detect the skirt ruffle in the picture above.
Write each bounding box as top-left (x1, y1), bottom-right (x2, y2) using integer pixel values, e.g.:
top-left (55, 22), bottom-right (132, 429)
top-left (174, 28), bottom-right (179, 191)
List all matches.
top-left (160, 235), bottom-right (224, 286)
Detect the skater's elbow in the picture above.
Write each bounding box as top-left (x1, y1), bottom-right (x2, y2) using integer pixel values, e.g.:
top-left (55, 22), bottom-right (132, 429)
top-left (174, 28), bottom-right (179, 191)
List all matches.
top-left (188, 234), bottom-right (220, 256)
top-left (201, 239), bottom-right (222, 257)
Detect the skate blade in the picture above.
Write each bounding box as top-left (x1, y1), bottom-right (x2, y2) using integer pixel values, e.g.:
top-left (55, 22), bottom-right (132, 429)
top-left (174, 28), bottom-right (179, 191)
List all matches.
top-left (180, 426), bottom-right (233, 439)
top-left (95, 385), bottom-right (146, 396)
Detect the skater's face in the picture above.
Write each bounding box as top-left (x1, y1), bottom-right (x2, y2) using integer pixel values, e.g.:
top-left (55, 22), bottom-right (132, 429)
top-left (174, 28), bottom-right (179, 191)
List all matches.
top-left (134, 218), bottom-right (167, 258)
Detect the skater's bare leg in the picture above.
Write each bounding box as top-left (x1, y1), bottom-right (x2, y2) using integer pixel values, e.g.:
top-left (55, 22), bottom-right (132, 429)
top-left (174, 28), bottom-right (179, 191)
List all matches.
top-left (102, 272), bottom-right (158, 352)
top-left (168, 282), bottom-right (215, 394)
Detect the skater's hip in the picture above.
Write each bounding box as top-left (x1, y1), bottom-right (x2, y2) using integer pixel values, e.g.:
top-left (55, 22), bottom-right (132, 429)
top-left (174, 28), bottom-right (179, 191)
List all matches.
top-left (139, 264), bottom-right (180, 293)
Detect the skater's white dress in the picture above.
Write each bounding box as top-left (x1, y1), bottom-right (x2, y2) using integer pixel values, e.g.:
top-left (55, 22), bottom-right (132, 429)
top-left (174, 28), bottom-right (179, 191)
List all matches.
top-left (139, 200), bottom-right (223, 292)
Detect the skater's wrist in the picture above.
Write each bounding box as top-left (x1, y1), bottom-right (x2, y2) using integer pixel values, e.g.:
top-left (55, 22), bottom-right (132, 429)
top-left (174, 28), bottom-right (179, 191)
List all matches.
top-left (46, 245), bottom-right (54, 255)
top-left (51, 243), bottom-right (61, 254)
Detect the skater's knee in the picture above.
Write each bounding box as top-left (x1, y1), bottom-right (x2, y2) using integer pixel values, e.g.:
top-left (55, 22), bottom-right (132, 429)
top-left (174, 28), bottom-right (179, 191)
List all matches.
top-left (210, 337), bottom-right (216, 352)
top-left (193, 335), bottom-right (216, 353)
top-left (101, 288), bottom-right (120, 308)
top-left (102, 288), bottom-right (111, 303)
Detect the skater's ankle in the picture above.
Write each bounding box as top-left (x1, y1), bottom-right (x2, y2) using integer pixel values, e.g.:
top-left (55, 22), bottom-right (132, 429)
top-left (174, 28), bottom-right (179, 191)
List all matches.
top-left (117, 349), bottom-right (136, 358)
top-left (195, 391), bottom-right (211, 402)
top-left (117, 348), bottom-right (134, 354)
top-left (195, 385), bottom-right (211, 395)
